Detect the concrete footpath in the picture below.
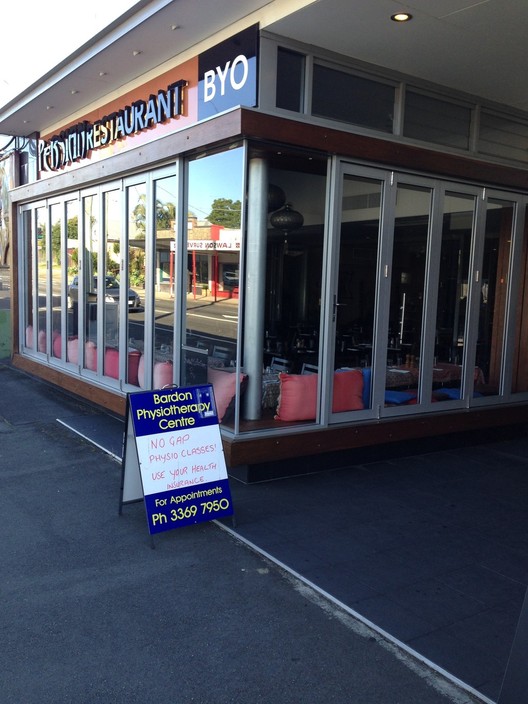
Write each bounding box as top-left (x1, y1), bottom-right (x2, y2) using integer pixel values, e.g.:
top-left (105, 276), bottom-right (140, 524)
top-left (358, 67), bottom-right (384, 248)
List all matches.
top-left (0, 362), bottom-right (491, 703)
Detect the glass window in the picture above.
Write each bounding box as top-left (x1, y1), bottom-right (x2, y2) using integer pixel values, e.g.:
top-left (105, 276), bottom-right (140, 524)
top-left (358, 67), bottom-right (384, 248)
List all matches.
top-left (65, 200), bottom-right (78, 357)
top-left (404, 91), bottom-right (471, 150)
top-left (36, 207), bottom-right (47, 355)
top-left (385, 184), bottom-right (432, 407)
top-left (100, 189), bottom-right (122, 381)
top-left (512, 207), bottom-right (528, 394)
top-left (333, 175), bottom-right (383, 414)
top-left (185, 149), bottom-right (243, 423)
top-left (152, 174), bottom-right (177, 384)
top-left (471, 199), bottom-right (514, 397)
top-left (22, 210), bottom-right (34, 350)
top-left (276, 48), bottom-right (305, 112)
top-left (312, 64), bottom-right (394, 133)
top-left (83, 194), bottom-right (99, 373)
top-left (433, 193), bottom-right (476, 402)
top-left (479, 111), bottom-right (528, 164)
top-left (50, 203), bottom-right (63, 359)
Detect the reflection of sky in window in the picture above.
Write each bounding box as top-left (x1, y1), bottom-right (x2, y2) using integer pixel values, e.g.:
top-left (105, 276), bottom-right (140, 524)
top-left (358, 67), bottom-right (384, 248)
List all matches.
top-left (188, 148), bottom-right (243, 220)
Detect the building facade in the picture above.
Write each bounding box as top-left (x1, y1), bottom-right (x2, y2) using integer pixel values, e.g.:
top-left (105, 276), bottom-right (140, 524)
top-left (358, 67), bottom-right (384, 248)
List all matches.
top-left (3, 5), bottom-right (528, 479)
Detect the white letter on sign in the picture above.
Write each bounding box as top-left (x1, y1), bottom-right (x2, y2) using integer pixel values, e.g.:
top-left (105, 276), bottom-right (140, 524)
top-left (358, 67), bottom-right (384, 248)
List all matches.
top-left (203, 70), bottom-right (216, 102)
top-left (230, 55), bottom-right (249, 91)
top-left (216, 62), bottom-right (230, 96)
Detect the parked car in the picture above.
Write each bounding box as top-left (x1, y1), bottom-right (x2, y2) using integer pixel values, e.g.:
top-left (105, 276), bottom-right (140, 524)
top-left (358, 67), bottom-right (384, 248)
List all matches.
top-left (222, 270), bottom-right (239, 288)
top-left (68, 275), bottom-right (141, 310)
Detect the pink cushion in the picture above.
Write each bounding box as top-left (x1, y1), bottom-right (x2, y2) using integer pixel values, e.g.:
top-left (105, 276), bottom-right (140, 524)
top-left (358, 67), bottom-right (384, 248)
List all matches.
top-left (127, 350), bottom-right (141, 386)
top-left (332, 370), bottom-right (364, 412)
top-left (85, 341), bottom-right (97, 371)
top-left (207, 367), bottom-right (247, 422)
top-left (67, 337), bottom-right (79, 364)
top-left (275, 370), bottom-right (364, 421)
top-left (153, 361), bottom-right (174, 389)
top-left (38, 329), bottom-right (47, 353)
top-left (137, 357), bottom-right (174, 389)
top-left (274, 372), bottom-right (318, 421)
top-left (52, 332), bottom-right (61, 358)
top-left (25, 325), bottom-right (33, 348)
top-left (138, 354), bottom-right (145, 388)
top-left (105, 347), bottom-right (119, 379)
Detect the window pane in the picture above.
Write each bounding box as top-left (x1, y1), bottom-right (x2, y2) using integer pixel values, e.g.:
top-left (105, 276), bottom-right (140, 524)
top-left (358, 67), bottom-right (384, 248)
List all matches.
top-left (36, 207), bottom-right (47, 354)
top-left (152, 175), bottom-right (177, 386)
top-left (50, 203), bottom-right (62, 358)
top-left (312, 64), bottom-right (394, 133)
top-left (512, 208), bottom-right (528, 393)
top-left (479, 112), bottom-right (528, 164)
top-left (385, 185), bottom-right (431, 407)
top-left (65, 201), bottom-right (78, 353)
top-left (186, 149), bottom-right (243, 424)
top-left (83, 194), bottom-right (98, 373)
top-left (404, 91), bottom-right (471, 150)
top-left (125, 184), bottom-right (147, 384)
top-left (433, 193), bottom-right (475, 402)
top-left (276, 48), bottom-right (305, 112)
top-left (334, 175), bottom-right (383, 414)
top-left (22, 211), bottom-right (34, 349)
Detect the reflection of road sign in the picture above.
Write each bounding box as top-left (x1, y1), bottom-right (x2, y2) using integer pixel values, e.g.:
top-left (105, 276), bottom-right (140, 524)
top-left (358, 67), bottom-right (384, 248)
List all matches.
top-left (120, 384), bottom-right (234, 537)
top-left (170, 240), bottom-right (176, 252)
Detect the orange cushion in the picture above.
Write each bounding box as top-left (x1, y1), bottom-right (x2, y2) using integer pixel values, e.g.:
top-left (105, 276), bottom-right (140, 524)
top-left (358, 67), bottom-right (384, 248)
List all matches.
top-left (207, 367), bottom-right (247, 422)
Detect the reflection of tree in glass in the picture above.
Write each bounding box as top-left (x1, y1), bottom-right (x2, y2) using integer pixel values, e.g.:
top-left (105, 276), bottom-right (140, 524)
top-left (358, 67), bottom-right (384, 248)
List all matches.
top-left (132, 195), bottom-right (176, 233)
top-left (207, 198), bottom-right (241, 228)
top-left (52, 216), bottom-right (78, 264)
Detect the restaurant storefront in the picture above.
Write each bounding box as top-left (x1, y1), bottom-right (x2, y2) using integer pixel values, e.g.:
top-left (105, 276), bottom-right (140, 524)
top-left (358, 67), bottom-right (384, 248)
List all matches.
top-left (7, 22), bottom-right (528, 479)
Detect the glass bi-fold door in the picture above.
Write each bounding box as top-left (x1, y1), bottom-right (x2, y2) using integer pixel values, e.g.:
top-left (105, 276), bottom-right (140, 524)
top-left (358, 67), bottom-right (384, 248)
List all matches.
top-left (323, 161), bottom-right (524, 423)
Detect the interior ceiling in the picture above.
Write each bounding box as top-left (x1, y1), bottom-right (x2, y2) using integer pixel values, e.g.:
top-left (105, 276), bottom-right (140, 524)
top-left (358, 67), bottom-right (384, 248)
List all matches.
top-left (1, 0), bottom-right (527, 138)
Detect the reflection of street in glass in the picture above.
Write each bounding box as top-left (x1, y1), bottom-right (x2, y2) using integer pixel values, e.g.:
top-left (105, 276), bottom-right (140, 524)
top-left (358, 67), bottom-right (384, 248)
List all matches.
top-left (128, 290), bottom-right (238, 343)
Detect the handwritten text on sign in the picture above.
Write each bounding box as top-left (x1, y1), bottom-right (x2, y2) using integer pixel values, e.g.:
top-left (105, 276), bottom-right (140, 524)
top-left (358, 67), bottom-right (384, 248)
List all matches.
top-left (128, 385), bottom-right (233, 534)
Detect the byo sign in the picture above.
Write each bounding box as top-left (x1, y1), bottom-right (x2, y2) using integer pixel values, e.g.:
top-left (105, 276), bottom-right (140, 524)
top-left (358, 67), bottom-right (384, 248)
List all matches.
top-left (203, 55), bottom-right (249, 103)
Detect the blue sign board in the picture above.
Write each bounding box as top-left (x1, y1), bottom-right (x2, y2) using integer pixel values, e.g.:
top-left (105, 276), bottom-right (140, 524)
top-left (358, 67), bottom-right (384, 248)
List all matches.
top-left (124, 384), bottom-right (234, 535)
top-left (198, 25), bottom-right (259, 121)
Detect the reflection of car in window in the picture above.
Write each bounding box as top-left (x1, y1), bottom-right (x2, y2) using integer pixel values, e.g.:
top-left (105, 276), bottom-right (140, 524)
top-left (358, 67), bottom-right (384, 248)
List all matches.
top-left (68, 275), bottom-right (141, 310)
top-left (222, 271), bottom-right (239, 288)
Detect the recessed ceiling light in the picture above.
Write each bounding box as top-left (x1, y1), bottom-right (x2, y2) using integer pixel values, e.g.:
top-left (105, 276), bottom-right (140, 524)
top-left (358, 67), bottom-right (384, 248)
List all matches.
top-left (171, 24), bottom-right (180, 31)
top-left (99, 71), bottom-right (107, 77)
top-left (391, 12), bottom-right (413, 22)
top-left (71, 89), bottom-right (78, 95)
top-left (46, 105), bottom-right (53, 110)
top-left (133, 50), bottom-right (142, 56)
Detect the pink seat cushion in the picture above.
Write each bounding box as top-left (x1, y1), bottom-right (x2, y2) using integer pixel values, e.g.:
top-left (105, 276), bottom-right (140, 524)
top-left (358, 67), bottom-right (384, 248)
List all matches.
top-left (274, 370), bottom-right (364, 421)
top-left (67, 338), bottom-right (79, 364)
top-left (105, 347), bottom-right (119, 379)
top-left (332, 370), bottom-right (364, 412)
top-left (127, 350), bottom-right (141, 386)
top-left (52, 332), bottom-right (61, 358)
top-left (207, 367), bottom-right (247, 422)
top-left (138, 354), bottom-right (145, 388)
top-left (38, 329), bottom-right (47, 353)
top-left (85, 341), bottom-right (97, 371)
top-left (153, 361), bottom-right (174, 389)
top-left (274, 373), bottom-right (318, 421)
